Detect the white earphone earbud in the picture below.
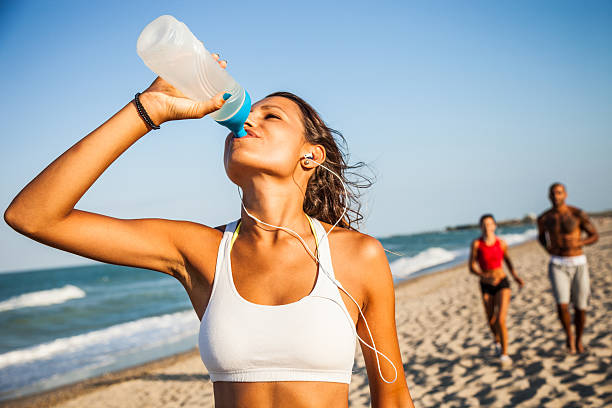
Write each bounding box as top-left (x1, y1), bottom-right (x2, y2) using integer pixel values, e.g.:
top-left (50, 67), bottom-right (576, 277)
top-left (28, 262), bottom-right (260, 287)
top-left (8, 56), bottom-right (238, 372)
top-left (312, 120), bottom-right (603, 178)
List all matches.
top-left (303, 153), bottom-right (314, 165)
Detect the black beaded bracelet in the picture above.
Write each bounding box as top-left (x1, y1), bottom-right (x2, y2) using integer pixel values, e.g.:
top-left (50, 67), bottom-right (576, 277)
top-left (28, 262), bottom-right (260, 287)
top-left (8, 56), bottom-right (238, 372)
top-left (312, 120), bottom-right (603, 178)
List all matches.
top-left (134, 92), bottom-right (160, 130)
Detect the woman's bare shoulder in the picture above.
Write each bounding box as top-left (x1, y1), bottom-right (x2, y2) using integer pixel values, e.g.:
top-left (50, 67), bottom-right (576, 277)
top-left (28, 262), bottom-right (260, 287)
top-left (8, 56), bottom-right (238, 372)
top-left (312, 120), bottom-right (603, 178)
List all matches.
top-left (498, 238), bottom-right (509, 251)
top-left (321, 222), bottom-right (387, 267)
top-left (170, 220), bottom-right (226, 282)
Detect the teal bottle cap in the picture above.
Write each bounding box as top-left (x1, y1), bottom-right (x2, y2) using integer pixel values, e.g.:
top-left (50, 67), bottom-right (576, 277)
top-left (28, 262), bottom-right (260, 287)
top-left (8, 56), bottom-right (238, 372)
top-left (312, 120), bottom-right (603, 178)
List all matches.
top-left (215, 90), bottom-right (251, 138)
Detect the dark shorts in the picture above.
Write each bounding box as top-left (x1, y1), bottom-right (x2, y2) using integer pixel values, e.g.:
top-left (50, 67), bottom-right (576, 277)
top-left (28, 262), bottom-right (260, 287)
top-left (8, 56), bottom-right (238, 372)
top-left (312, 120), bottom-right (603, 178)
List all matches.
top-left (480, 277), bottom-right (510, 296)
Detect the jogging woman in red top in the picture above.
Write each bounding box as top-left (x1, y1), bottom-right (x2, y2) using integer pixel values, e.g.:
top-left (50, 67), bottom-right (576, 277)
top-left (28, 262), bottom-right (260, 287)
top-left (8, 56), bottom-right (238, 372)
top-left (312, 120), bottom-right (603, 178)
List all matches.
top-left (469, 214), bottom-right (524, 368)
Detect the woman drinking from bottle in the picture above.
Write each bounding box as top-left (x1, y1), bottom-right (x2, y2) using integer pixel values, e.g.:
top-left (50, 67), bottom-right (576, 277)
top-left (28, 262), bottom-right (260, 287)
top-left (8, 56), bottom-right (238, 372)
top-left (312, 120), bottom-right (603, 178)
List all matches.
top-left (469, 214), bottom-right (524, 368)
top-left (4, 54), bottom-right (414, 407)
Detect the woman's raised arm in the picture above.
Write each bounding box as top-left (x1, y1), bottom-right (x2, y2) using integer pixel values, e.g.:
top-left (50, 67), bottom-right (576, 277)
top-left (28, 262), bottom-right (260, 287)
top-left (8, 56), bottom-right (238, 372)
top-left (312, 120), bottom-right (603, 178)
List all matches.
top-left (4, 76), bottom-right (227, 283)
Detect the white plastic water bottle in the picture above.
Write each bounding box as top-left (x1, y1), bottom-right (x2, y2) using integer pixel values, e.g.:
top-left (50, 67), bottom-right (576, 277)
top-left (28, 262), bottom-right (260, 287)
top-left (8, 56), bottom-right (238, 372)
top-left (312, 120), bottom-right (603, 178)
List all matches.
top-left (137, 15), bottom-right (250, 137)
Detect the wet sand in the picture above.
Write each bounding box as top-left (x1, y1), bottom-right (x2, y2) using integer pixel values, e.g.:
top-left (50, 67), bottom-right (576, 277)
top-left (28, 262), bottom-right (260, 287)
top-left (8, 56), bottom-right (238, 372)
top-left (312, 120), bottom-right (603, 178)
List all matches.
top-left (5, 217), bottom-right (611, 407)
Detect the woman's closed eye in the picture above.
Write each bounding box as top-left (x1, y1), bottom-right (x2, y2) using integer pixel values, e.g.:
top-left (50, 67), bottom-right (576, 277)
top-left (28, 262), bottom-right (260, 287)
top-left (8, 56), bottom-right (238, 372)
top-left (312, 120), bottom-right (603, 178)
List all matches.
top-left (265, 113), bottom-right (280, 120)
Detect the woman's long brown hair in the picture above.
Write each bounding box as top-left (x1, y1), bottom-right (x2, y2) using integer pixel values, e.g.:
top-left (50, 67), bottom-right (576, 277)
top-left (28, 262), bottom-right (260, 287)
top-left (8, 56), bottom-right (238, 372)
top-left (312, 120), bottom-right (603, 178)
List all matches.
top-left (266, 92), bottom-right (373, 230)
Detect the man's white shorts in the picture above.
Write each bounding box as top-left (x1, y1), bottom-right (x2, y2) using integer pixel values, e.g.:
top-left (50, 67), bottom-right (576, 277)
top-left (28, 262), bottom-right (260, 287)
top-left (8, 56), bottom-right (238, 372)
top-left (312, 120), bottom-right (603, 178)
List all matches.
top-left (548, 255), bottom-right (590, 310)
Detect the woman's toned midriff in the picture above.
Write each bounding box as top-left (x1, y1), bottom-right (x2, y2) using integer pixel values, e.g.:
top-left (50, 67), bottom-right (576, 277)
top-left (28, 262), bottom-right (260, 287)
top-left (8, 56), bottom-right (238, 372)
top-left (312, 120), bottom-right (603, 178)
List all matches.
top-left (480, 267), bottom-right (506, 285)
top-left (213, 381), bottom-right (349, 408)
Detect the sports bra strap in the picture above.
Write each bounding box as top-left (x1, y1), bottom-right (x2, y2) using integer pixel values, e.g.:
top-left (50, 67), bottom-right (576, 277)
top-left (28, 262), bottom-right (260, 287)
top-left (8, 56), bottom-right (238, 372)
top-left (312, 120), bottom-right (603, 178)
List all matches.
top-left (230, 221), bottom-right (241, 250)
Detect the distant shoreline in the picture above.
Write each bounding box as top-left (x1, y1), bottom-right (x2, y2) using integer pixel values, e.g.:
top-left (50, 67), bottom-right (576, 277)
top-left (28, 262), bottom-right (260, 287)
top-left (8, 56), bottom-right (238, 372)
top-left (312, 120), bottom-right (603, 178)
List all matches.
top-left (444, 209), bottom-right (612, 231)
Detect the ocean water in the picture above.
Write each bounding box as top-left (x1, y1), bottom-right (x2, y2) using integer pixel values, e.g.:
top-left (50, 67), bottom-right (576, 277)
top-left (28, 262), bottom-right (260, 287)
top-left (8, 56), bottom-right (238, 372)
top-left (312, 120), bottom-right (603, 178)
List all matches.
top-left (0, 224), bottom-right (536, 400)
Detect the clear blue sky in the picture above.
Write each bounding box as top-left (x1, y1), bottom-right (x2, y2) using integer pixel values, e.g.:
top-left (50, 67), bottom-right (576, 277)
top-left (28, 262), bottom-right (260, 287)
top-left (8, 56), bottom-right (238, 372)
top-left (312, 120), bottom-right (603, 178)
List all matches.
top-left (1, 1), bottom-right (611, 273)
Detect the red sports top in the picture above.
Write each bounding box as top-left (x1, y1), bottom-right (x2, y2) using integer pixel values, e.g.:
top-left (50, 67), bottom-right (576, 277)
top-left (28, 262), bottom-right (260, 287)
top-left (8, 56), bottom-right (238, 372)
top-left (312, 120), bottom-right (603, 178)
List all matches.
top-left (477, 238), bottom-right (504, 271)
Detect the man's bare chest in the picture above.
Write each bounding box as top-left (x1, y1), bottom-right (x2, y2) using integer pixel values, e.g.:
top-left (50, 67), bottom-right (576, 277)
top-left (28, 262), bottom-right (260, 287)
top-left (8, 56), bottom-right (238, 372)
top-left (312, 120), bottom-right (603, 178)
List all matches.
top-left (544, 212), bottom-right (580, 235)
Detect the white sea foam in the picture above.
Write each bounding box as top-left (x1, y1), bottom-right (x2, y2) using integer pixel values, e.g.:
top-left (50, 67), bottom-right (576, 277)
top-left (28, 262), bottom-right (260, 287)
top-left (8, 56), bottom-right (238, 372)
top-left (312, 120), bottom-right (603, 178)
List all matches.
top-left (499, 228), bottom-right (538, 246)
top-left (390, 228), bottom-right (537, 279)
top-left (389, 228), bottom-right (537, 281)
top-left (0, 285), bottom-right (86, 312)
top-left (390, 247), bottom-right (465, 280)
top-left (0, 310), bottom-right (198, 369)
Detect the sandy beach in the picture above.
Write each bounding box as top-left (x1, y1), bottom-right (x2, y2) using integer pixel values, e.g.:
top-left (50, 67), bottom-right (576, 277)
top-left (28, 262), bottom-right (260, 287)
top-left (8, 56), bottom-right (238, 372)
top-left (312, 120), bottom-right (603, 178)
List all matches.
top-left (4, 217), bottom-right (611, 408)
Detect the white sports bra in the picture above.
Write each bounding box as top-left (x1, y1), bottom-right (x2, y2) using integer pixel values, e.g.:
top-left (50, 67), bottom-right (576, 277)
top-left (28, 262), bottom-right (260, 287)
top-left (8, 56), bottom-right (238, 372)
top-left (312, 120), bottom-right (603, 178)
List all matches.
top-left (198, 217), bottom-right (357, 383)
